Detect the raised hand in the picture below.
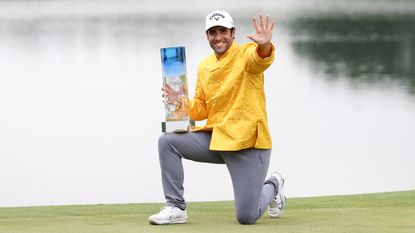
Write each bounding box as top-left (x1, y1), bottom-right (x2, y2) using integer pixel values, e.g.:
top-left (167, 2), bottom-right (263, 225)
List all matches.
top-left (247, 14), bottom-right (275, 45)
top-left (246, 14), bottom-right (275, 58)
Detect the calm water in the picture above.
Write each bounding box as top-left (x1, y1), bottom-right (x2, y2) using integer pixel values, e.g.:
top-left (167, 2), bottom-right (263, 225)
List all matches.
top-left (1, 0), bottom-right (415, 207)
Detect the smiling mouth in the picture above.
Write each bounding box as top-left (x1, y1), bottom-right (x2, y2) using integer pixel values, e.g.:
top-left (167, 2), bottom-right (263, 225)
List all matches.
top-left (214, 41), bottom-right (225, 47)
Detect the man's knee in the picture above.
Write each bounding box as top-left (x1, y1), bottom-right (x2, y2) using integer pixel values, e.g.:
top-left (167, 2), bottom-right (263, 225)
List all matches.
top-left (236, 212), bottom-right (258, 225)
top-left (158, 133), bottom-right (177, 148)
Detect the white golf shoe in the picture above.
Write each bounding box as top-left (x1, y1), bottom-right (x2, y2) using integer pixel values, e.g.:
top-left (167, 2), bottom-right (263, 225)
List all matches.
top-left (268, 172), bottom-right (286, 218)
top-left (148, 206), bottom-right (188, 225)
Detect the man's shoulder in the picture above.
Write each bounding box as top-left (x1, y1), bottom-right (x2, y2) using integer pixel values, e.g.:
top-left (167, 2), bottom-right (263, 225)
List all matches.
top-left (227, 42), bottom-right (254, 54)
top-left (240, 42), bottom-right (258, 51)
top-left (229, 42), bottom-right (258, 58)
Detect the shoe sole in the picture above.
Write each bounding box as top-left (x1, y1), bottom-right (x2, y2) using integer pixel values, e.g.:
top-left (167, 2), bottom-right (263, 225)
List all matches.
top-left (268, 192), bottom-right (286, 218)
top-left (279, 191), bottom-right (287, 210)
top-left (269, 172), bottom-right (286, 218)
top-left (149, 217), bottom-right (188, 225)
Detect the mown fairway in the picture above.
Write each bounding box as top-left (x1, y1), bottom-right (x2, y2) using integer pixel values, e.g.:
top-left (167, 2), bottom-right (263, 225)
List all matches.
top-left (1, 190), bottom-right (414, 233)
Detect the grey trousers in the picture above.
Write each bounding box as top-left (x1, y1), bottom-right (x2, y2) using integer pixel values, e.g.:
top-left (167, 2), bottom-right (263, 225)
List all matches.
top-left (158, 131), bottom-right (279, 224)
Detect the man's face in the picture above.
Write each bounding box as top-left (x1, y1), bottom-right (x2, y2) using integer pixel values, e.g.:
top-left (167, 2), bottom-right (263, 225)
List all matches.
top-left (206, 26), bottom-right (235, 58)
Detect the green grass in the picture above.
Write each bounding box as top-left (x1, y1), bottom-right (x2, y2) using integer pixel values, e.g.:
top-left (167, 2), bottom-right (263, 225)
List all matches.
top-left (1, 190), bottom-right (414, 233)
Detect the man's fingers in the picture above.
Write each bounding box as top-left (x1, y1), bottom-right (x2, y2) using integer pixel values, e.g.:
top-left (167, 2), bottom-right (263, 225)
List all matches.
top-left (252, 16), bottom-right (259, 34)
top-left (269, 19), bottom-right (276, 31)
top-left (246, 34), bottom-right (257, 44)
top-left (253, 14), bottom-right (275, 33)
top-left (259, 14), bottom-right (264, 29)
top-left (265, 15), bottom-right (270, 29)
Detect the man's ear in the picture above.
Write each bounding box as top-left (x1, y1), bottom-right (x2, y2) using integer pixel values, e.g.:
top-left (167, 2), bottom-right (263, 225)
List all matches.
top-left (231, 28), bottom-right (236, 39)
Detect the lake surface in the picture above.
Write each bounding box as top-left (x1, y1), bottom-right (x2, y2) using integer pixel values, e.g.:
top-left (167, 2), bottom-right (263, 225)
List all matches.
top-left (1, 0), bottom-right (415, 207)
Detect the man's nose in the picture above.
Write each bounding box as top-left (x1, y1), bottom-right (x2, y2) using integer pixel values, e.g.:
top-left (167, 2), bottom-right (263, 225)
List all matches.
top-left (213, 33), bottom-right (222, 41)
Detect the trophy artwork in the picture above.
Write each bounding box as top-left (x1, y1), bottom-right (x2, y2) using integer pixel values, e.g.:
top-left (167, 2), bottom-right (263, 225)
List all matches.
top-left (160, 46), bottom-right (194, 133)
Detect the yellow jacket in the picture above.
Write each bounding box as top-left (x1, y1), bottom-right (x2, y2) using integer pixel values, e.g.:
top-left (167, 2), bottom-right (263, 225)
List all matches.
top-left (189, 42), bottom-right (275, 151)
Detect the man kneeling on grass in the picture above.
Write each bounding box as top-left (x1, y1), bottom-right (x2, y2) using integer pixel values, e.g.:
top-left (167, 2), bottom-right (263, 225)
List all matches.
top-left (149, 10), bottom-right (286, 225)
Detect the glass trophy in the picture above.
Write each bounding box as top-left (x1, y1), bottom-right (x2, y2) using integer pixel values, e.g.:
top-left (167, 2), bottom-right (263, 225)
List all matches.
top-left (160, 46), bottom-right (194, 133)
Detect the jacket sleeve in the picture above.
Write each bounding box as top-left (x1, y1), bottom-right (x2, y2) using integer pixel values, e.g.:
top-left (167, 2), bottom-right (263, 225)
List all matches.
top-left (189, 68), bottom-right (208, 121)
top-left (245, 42), bottom-right (275, 74)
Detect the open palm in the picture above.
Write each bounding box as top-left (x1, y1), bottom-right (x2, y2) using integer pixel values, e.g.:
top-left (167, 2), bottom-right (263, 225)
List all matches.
top-left (246, 14), bottom-right (275, 46)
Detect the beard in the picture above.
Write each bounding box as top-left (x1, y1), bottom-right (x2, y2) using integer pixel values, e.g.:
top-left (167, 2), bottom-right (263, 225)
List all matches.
top-left (209, 40), bottom-right (233, 57)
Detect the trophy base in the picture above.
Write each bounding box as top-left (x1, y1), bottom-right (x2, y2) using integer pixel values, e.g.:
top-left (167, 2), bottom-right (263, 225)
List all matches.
top-left (162, 120), bottom-right (195, 133)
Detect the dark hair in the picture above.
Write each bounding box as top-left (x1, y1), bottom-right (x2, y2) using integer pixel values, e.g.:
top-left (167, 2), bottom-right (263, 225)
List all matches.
top-left (206, 27), bottom-right (235, 35)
